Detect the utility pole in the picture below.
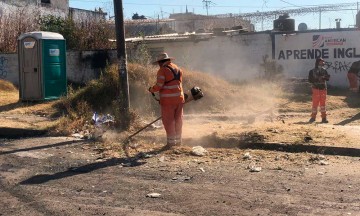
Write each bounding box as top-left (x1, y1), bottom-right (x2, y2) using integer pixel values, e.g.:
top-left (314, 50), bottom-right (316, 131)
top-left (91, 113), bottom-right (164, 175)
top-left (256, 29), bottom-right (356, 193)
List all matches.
top-left (202, 0), bottom-right (213, 16)
top-left (113, 0), bottom-right (130, 128)
top-left (319, 8), bottom-right (322, 29)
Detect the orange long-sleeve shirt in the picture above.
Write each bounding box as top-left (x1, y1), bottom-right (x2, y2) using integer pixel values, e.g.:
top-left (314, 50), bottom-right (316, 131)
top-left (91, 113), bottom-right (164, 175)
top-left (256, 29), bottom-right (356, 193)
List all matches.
top-left (150, 61), bottom-right (185, 105)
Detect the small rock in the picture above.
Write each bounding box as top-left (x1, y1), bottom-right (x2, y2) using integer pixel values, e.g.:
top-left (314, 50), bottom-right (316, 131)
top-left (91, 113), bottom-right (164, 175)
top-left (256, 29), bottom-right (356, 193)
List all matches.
top-left (71, 133), bottom-right (84, 139)
top-left (243, 152), bottom-right (252, 160)
top-left (249, 167), bottom-right (262, 172)
top-left (159, 156), bottom-right (165, 162)
top-left (199, 168), bottom-right (205, 172)
top-left (191, 146), bottom-right (208, 156)
top-left (146, 193), bottom-right (161, 198)
top-left (319, 160), bottom-right (329, 165)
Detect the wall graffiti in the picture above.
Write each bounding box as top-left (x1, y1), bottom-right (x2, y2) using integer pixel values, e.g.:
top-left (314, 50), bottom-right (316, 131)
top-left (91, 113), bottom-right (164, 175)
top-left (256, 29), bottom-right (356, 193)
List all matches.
top-left (0, 56), bottom-right (8, 79)
top-left (324, 61), bottom-right (352, 74)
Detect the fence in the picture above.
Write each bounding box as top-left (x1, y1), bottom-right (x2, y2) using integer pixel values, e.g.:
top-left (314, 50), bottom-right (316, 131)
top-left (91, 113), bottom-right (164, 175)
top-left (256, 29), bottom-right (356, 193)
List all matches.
top-left (215, 2), bottom-right (360, 31)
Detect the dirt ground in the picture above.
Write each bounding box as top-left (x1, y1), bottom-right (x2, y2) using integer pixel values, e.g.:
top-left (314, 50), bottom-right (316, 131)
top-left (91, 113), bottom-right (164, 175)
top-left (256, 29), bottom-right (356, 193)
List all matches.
top-left (1, 83), bottom-right (360, 215)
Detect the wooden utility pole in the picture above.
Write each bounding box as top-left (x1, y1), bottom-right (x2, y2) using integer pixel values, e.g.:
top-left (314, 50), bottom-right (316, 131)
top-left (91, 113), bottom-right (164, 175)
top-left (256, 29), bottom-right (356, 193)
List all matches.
top-left (113, 0), bottom-right (130, 128)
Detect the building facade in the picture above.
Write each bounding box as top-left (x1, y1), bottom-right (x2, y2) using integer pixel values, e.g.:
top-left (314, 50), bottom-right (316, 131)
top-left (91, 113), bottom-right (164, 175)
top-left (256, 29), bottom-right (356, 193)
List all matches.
top-left (0, 0), bottom-right (68, 17)
top-left (0, 0), bottom-right (106, 21)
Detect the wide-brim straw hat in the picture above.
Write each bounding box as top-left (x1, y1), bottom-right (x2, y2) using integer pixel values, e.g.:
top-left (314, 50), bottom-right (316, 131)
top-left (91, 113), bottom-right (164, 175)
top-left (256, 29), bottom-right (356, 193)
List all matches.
top-left (152, 53), bottom-right (175, 64)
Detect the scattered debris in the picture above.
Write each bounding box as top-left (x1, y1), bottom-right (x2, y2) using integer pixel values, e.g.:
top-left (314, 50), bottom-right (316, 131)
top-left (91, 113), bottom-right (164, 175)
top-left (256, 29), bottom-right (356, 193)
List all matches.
top-left (304, 135), bottom-right (313, 143)
top-left (309, 154), bottom-right (326, 162)
top-left (267, 128), bottom-right (279, 133)
top-left (92, 112), bottom-right (115, 126)
top-left (240, 132), bottom-right (265, 143)
top-left (136, 152), bottom-right (153, 159)
top-left (199, 167), bottom-right (205, 172)
top-left (171, 176), bottom-right (192, 182)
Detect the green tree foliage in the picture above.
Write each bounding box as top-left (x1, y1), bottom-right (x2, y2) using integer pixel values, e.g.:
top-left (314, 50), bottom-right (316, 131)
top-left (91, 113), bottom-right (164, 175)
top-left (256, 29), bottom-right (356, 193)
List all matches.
top-left (39, 15), bottom-right (115, 50)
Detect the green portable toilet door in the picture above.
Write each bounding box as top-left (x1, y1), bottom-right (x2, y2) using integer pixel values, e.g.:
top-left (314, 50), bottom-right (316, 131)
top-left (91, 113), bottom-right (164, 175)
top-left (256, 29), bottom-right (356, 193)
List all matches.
top-left (42, 40), bottom-right (67, 99)
top-left (21, 37), bottom-right (42, 99)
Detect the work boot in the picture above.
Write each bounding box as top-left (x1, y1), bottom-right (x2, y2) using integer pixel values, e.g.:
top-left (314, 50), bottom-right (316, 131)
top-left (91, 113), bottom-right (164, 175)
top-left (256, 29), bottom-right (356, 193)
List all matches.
top-left (309, 117), bottom-right (315, 123)
top-left (161, 143), bottom-right (175, 151)
top-left (321, 118), bottom-right (329, 123)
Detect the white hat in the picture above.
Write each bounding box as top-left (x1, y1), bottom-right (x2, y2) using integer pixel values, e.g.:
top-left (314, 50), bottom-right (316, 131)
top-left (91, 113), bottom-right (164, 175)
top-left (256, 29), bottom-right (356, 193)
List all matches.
top-left (152, 53), bottom-right (174, 64)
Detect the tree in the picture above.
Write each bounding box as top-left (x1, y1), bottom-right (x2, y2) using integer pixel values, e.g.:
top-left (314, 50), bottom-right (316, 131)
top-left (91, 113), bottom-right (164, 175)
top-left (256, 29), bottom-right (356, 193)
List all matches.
top-left (132, 13), bottom-right (147, 20)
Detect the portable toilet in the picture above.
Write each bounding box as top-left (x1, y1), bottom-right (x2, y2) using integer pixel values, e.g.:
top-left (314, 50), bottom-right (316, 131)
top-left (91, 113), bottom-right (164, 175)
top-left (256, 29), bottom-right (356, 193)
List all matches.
top-left (18, 31), bottom-right (67, 101)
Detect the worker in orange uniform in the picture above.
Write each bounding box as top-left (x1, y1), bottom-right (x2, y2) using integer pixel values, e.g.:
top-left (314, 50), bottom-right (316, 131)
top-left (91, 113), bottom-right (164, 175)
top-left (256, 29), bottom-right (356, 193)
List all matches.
top-left (347, 60), bottom-right (360, 93)
top-left (308, 58), bottom-right (330, 123)
top-left (149, 53), bottom-right (185, 149)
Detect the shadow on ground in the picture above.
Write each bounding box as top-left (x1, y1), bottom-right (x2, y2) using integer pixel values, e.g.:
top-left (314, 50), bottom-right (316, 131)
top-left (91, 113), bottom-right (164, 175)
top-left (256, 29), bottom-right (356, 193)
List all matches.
top-left (0, 127), bottom-right (48, 139)
top-left (20, 157), bottom-right (146, 185)
top-left (335, 112), bottom-right (360, 125)
top-left (184, 134), bottom-right (360, 157)
top-left (0, 139), bottom-right (85, 155)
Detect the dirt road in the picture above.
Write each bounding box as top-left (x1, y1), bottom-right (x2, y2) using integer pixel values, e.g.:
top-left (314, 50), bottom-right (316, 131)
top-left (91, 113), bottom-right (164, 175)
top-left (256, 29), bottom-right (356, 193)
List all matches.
top-left (1, 79), bottom-right (360, 215)
top-left (1, 115), bottom-right (360, 215)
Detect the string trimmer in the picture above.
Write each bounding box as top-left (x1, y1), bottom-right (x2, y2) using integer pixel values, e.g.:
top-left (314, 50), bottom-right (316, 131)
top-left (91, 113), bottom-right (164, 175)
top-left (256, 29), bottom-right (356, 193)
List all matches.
top-left (122, 86), bottom-right (204, 157)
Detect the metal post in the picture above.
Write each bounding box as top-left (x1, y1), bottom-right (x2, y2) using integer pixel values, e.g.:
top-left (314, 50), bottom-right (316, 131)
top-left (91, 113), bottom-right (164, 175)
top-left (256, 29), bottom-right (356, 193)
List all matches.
top-left (319, 8), bottom-right (322, 29)
top-left (113, 0), bottom-right (130, 128)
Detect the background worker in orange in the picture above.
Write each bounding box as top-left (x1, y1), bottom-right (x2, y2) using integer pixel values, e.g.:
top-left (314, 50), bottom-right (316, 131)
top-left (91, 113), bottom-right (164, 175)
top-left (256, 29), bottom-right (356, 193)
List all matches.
top-left (149, 53), bottom-right (185, 148)
top-left (308, 58), bottom-right (330, 123)
top-left (347, 60), bottom-right (360, 93)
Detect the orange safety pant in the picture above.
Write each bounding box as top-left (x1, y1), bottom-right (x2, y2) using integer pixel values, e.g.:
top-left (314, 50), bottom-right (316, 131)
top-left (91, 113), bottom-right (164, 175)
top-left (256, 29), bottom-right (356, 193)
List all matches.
top-left (311, 88), bottom-right (327, 119)
top-left (161, 103), bottom-right (184, 146)
top-left (347, 72), bottom-right (358, 92)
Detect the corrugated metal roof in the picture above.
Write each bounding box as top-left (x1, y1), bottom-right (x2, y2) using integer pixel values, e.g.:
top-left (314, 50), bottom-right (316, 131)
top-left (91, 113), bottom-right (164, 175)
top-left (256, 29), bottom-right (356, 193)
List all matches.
top-left (121, 32), bottom-right (214, 42)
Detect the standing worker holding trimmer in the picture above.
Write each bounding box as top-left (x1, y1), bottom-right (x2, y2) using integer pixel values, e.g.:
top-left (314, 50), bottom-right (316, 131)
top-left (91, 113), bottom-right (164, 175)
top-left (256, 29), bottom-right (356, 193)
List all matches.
top-left (308, 58), bottom-right (330, 123)
top-left (149, 53), bottom-right (185, 149)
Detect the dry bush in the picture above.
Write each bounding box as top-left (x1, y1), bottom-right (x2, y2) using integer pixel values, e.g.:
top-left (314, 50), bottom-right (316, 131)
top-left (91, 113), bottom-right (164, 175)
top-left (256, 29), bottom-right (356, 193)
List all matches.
top-left (0, 8), bottom-right (40, 53)
top-left (0, 79), bottom-right (18, 107)
top-left (0, 10), bottom-right (115, 52)
top-left (0, 79), bottom-right (17, 92)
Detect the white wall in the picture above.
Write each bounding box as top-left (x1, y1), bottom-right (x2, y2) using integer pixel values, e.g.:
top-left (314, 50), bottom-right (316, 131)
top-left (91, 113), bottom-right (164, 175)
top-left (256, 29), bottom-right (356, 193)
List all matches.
top-left (145, 29), bottom-right (360, 87)
top-left (274, 30), bottom-right (360, 87)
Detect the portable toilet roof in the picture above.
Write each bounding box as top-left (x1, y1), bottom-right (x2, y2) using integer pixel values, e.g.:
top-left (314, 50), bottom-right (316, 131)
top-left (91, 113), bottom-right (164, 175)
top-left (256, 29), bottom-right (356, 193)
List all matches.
top-left (18, 31), bottom-right (64, 40)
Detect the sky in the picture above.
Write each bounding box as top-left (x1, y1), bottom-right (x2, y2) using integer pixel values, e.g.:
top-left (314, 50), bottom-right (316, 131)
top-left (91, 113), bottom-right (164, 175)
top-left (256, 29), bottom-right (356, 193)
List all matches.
top-left (69, 0), bottom-right (359, 30)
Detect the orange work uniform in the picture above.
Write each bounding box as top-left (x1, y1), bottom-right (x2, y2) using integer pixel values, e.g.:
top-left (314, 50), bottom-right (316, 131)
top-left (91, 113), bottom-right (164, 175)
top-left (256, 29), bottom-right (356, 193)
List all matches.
top-left (149, 61), bottom-right (185, 146)
top-left (308, 67), bottom-right (330, 119)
